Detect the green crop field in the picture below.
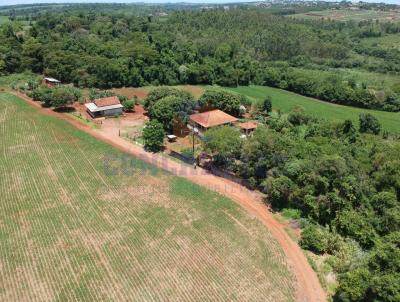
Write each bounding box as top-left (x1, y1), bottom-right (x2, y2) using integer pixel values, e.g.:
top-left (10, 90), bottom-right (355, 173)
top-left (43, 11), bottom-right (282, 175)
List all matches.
top-left (221, 86), bottom-right (400, 134)
top-left (291, 8), bottom-right (400, 22)
top-left (0, 92), bottom-right (295, 301)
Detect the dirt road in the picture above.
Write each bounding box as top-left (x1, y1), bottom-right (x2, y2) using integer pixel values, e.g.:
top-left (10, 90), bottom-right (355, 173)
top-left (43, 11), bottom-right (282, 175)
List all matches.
top-left (13, 91), bottom-right (327, 302)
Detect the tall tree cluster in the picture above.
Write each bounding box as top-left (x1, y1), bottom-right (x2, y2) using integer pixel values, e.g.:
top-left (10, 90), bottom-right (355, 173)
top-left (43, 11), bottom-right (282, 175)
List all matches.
top-left (1, 6), bottom-right (400, 111)
top-left (203, 109), bottom-right (399, 301)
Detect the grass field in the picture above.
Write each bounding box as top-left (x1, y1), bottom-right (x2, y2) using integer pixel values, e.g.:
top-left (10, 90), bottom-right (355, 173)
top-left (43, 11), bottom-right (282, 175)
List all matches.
top-left (0, 92), bottom-right (295, 301)
top-left (0, 16), bottom-right (9, 24)
top-left (290, 67), bottom-right (400, 91)
top-left (361, 34), bottom-right (400, 51)
top-left (291, 8), bottom-right (400, 22)
top-left (221, 85), bottom-right (400, 134)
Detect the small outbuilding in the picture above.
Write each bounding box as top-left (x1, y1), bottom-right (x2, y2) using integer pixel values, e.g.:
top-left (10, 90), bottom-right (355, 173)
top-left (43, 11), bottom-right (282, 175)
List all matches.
top-left (239, 121), bottom-right (258, 136)
top-left (189, 109), bottom-right (238, 133)
top-left (85, 96), bottom-right (123, 118)
top-left (43, 77), bottom-right (61, 87)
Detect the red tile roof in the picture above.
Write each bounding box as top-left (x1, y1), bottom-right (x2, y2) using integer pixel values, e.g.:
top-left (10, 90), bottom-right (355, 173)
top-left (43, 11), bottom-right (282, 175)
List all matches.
top-left (240, 121), bottom-right (258, 130)
top-left (190, 109), bottom-right (238, 128)
top-left (94, 96), bottom-right (120, 107)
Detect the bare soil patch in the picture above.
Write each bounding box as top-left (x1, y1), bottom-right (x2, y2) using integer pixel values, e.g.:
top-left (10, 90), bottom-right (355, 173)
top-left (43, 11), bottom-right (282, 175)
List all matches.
top-left (112, 87), bottom-right (149, 100)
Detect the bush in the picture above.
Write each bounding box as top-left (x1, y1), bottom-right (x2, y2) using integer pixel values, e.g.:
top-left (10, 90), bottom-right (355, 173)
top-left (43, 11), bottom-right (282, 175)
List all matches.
top-left (123, 99), bottom-right (135, 112)
top-left (142, 120), bottom-right (165, 152)
top-left (359, 113), bottom-right (381, 135)
top-left (260, 96), bottom-right (272, 114)
top-left (299, 224), bottom-right (329, 254)
top-left (281, 208), bottom-right (301, 220)
top-left (288, 105), bottom-right (309, 126)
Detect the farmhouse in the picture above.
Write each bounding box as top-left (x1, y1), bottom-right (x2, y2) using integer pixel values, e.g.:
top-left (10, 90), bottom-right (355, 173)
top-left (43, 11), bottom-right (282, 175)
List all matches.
top-left (85, 96), bottom-right (123, 118)
top-left (43, 77), bottom-right (61, 87)
top-left (189, 109), bottom-right (238, 132)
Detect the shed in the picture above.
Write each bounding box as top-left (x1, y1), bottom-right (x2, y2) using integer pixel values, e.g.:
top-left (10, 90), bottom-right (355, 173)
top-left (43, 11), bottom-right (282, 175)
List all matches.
top-left (43, 77), bottom-right (61, 87)
top-left (239, 121), bottom-right (258, 136)
top-left (85, 96), bottom-right (123, 118)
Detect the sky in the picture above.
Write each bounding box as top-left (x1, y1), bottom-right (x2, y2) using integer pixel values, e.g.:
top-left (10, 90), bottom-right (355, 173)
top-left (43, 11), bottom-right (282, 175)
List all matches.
top-left (1, 0), bottom-right (400, 6)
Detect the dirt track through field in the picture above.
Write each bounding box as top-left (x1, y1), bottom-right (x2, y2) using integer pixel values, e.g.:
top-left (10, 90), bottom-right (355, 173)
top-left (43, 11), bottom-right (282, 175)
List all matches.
top-left (12, 91), bottom-right (326, 302)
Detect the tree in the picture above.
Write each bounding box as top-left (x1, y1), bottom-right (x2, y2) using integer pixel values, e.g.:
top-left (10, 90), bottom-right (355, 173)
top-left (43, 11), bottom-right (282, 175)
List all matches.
top-left (203, 125), bottom-right (242, 165)
top-left (142, 120), bottom-right (165, 152)
top-left (144, 87), bottom-right (193, 110)
top-left (147, 95), bottom-right (196, 131)
top-left (335, 268), bottom-right (371, 302)
top-left (261, 96), bottom-right (272, 114)
top-left (359, 113), bottom-right (381, 134)
top-left (21, 38), bottom-right (43, 73)
top-left (371, 192), bottom-right (400, 235)
top-left (51, 87), bottom-right (81, 109)
top-left (198, 89), bottom-right (249, 117)
top-left (263, 176), bottom-right (295, 209)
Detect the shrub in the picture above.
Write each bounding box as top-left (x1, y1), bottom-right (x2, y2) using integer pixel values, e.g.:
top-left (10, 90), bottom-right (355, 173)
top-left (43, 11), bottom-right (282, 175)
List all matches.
top-left (300, 224), bottom-right (328, 254)
top-left (359, 113), bottom-right (381, 134)
top-left (142, 120), bottom-right (165, 152)
top-left (123, 99), bottom-right (135, 112)
top-left (260, 96), bottom-right (272, 114)
top-left (288, 105), bottom-right (309, 126)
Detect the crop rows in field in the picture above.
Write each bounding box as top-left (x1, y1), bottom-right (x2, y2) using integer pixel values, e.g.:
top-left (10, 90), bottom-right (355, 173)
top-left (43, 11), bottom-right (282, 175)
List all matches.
top-left (0, 93), bottom-right (295, 301)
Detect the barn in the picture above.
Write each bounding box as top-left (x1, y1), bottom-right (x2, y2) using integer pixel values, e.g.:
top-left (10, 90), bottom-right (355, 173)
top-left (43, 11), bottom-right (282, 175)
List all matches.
top-left (85, 96), bottom-right (123, 118)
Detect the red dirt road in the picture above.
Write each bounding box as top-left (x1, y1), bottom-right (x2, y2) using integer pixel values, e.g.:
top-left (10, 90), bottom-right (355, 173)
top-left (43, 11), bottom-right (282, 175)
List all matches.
top-left (13, 91), bottom-right (327, 302)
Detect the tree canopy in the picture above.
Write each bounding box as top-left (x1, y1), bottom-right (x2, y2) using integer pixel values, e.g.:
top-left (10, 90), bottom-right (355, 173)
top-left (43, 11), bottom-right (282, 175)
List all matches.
top-left (1, 5), bottom-right (400, 111)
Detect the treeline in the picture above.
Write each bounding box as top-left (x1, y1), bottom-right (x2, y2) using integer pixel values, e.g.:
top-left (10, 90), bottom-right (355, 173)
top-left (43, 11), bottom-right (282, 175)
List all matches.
top-left (202, 104), bottom-right (399, 302)
top-left (1, 6), bottom-right (400, 111)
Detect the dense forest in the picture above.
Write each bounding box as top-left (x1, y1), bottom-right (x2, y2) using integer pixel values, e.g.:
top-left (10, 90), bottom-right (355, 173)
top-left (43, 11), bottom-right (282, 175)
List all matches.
top-left (1, 2), bottom-right (400, 111)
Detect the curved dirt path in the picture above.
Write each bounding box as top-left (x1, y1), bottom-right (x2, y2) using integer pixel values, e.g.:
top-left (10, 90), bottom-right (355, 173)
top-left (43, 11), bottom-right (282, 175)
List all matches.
top-left (12, 91), bottom-right (326, 302)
